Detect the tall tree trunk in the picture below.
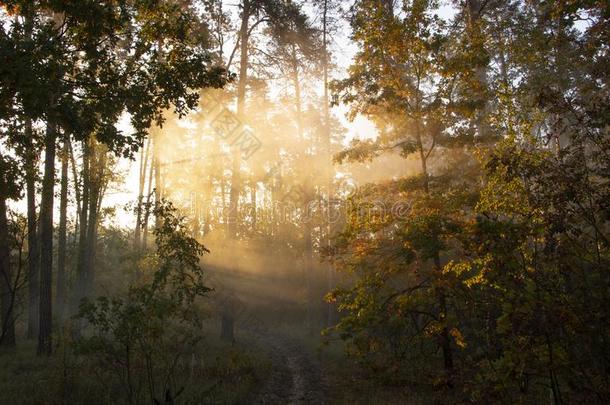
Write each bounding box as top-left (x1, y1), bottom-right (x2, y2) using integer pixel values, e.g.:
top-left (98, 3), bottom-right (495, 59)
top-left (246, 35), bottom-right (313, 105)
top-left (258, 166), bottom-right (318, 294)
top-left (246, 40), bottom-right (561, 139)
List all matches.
top-left (0, 161), bottom-right (16, 347)
top-left (203, 178), bottom-right (212, 235)
top-left (221, 176), bottom-right (228, 233)
top-left (22, 1), bottom-right (39, 342)
top-left (135, 138), bottom-right (150, 251)
top-left (304, 210), bottom-right (314, 331)
top-left (321, 0), bottom-right (336, 327)
top-left (221, 0), bottom-right (251, 339)
top-left (291, 46), bottom-right (303, 138)
top-left (85, 143), bottom-right (106, 295)
top-left (73, 140), bottom-right (90, 319)
top-left (68, 141), bottom-right (81, 221)
top-left (84, 178), bottom-right (98, 296)
top-left (38, 122), bottom-right (57, 356)
top-left (250, 180), bottom-right (257, 232)
top-left (291, 45), bottom-right (314, 331)
top-left (192, 192), bottom-right (200, 238)
top-left (25, 119), bottom-right (39, 339)
top-left (465, 0), bottom-right (491, 138)
top-left (414, 113), bottom-right (454, 385)
top-left (55, 135), bottom-right (69, 323)
top-left (227, 119), bottom-right (241, 238)
top-left (434, 254), bottom-right (454, 384)
top-left (153, 128), bottom-right (162, 229)
top-left (228, 0), bottom-right (250, 240)
top-left (142, 150), bottom-right (154, 251)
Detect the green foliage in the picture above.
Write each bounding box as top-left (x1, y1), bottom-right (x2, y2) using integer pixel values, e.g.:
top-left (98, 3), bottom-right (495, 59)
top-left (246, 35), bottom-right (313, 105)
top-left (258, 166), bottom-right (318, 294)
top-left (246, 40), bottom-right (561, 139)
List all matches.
top-left (1, 0), bottom-right (229, 158)
top-left (327, 0), bottom-right (610, 403)
top-left (0, 334), bottom-right (268, 405)
top-left (76, 200), bottom-right (211, 404)
top-left (451, 133), bottom-right (610, 402)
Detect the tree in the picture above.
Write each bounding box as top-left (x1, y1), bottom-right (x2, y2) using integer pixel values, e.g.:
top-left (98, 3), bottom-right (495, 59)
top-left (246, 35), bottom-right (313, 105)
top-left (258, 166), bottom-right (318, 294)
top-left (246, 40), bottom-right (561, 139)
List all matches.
top-left (327, 0), bottom-right (609, 401)
top-left (0, 154), bottom-right (21, 347)
top-left (314, 0), bottom-right (341, 327)
top-left (331, 0), bottom-right (462, 384)
top-left (55, 134), bottom-right (69, 322)
top-left (1, 0), bottom-right (228, 354)
top-left (77, 201), bottom-right (211, 404)
top-left (265, 0), bottom-right (323, 332)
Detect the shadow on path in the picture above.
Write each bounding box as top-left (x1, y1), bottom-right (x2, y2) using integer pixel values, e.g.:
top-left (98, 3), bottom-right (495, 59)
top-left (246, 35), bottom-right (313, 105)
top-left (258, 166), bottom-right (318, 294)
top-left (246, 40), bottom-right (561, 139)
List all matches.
top-left (254, 333), bottom-right (326, 405)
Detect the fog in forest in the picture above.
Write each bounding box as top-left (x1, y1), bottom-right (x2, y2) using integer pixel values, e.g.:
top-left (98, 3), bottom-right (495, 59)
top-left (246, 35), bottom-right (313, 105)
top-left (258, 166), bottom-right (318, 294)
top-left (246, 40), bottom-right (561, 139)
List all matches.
top-left (0, 1), bottom-right (608, 404)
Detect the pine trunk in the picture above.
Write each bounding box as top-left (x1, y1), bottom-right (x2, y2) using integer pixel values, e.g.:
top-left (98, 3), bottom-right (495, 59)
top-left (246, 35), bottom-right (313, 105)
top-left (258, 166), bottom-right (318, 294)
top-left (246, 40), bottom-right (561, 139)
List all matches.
top-left (134, 139), bottom-right (150, 251)
top-left (25, 120), bottom-right (39, 339)
top-left (142, 150), bottom-right (154, 250)
top-left (415, 115), bottom-right (454, 385)
top-left (73, 141), bottom-right (90, 319)
top-left (56, 135), bottom-right (69, 322)
top-left (37, 122), bottom-right (56, 356)
top-left (321, 0), bottom-right (336, 327)
top-left (291, 46), bottom-right (314, 331)
top-left (0, 173), bottom-right (16, 347)
top-left (153, 129), bottom-right (162, 229)
top-left (228, 0), bottom-right (250, 239)
top-left (85, 145), bottom-right (104, 294)
top-left (250, 181), bottom-right (257, 232)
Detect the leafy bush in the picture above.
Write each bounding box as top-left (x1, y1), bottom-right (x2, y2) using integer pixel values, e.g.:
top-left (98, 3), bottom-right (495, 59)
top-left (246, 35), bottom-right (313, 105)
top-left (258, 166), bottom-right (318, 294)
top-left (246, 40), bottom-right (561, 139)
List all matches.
top-left (76, 201), bottom-right (211, 404)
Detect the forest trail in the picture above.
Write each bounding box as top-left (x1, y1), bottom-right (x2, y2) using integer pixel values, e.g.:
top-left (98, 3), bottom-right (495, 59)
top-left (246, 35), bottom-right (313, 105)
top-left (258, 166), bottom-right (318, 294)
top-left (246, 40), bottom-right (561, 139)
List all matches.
top-left (255, 333), bottom-right (326, 404)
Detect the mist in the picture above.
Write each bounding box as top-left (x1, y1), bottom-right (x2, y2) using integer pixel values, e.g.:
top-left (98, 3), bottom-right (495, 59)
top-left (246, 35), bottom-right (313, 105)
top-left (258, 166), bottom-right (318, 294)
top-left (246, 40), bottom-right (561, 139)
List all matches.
top-left (1, 1), bottom-right (608, 404)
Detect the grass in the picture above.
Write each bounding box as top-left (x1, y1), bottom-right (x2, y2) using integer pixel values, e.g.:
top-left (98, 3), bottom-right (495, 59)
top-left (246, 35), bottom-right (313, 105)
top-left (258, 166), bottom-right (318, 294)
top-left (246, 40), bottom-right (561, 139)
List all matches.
top-left (1, 320), bottom-right (444, 404)
top-left (0, 323), bottom-right (271, 405)
top-left (273, 322), bottom-right (436, 405)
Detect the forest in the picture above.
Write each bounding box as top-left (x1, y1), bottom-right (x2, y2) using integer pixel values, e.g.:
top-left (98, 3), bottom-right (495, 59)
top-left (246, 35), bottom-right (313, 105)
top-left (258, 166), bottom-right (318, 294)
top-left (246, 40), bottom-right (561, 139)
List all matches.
top-left (0, 0), bottom-right (608, 404)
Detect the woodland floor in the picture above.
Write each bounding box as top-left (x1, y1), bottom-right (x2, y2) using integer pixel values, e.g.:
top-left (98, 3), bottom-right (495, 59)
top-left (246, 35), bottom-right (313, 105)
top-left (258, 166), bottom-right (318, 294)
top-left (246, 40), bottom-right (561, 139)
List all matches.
top-left (254, 333), bottom-right (326, 404)
top-left (247, 326), bottom-right (431, 405)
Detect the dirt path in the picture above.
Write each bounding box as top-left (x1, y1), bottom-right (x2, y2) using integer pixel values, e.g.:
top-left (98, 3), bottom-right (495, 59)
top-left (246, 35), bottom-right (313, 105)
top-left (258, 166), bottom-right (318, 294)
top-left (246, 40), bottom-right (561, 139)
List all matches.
top-left (254, 334), bottom-right (326, 404)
